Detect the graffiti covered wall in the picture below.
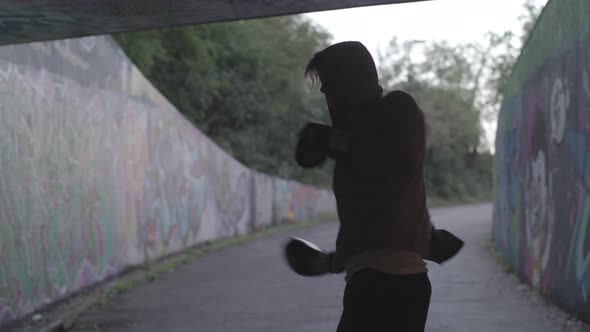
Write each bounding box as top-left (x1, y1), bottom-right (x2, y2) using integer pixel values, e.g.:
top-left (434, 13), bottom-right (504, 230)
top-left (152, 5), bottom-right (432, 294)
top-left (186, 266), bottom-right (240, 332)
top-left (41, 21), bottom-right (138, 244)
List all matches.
top-left (0, 37), bottom-right (335, 328)
top-left (493, 0), bottom-right (590, 321)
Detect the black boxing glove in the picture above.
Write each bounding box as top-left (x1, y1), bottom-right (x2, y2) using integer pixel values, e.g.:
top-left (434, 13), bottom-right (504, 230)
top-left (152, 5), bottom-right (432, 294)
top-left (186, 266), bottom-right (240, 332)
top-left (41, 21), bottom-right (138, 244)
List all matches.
top-left (284, 237), bottom-right (343, 277)
top-left (295, 123), bottom-right (331, 168)
top-left (424, 226), bottom-right (464, 264)
top-left (295, 123), bottom-right (353, 168)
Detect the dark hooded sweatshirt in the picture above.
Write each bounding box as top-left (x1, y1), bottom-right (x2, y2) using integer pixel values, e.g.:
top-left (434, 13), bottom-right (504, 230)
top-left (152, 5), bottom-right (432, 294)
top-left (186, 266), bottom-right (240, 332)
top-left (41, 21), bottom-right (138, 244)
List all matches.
top-left (331, 91), bottom-right (432, 273)
top-left (310, 42), bottom-right (432, 274)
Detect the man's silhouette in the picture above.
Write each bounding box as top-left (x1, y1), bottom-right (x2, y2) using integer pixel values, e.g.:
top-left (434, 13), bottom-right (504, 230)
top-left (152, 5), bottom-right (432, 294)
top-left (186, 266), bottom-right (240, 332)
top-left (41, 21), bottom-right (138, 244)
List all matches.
top-left (287, 41), bottom-right (464, 332)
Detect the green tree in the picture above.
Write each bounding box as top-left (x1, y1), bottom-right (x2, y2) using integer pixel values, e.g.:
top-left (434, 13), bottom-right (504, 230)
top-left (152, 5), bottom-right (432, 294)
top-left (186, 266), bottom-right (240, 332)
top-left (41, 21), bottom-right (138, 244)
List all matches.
top-left (376, 1), bottom-right (546, 202)
top-left (113, 2), bottom-right (544, 203)
top-left (113, 16), bottom-right (334, 187)
top-left (483, 0), bottom-right (544, 119)
top-left (379, 38), bottom-right (491, 201)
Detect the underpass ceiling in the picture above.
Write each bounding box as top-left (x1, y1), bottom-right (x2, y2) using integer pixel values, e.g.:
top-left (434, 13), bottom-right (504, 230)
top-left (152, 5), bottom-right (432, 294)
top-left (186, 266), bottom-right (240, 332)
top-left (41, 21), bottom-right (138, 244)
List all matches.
top-left (0, 0), bottom-right (431, 45)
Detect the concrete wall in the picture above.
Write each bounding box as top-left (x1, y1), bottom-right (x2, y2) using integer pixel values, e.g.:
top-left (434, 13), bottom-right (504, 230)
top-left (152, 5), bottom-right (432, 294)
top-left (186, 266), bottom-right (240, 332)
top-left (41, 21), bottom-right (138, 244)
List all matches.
top-left (0, 36), bottom-right (335, 328)
top-left (493, 0), bottom-right (590, 321)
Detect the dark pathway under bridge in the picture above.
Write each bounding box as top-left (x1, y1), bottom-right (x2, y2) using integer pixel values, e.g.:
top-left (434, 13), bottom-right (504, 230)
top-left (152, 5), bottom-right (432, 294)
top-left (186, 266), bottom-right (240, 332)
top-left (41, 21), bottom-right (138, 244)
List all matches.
top-left (60, 204), bottom-right (574, 332)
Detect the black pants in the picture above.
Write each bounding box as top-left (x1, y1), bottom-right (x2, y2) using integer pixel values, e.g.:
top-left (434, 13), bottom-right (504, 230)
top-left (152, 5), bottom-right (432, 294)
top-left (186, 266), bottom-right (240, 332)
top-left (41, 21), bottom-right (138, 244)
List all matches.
top-left (337, 269), bottom-right (431, 332)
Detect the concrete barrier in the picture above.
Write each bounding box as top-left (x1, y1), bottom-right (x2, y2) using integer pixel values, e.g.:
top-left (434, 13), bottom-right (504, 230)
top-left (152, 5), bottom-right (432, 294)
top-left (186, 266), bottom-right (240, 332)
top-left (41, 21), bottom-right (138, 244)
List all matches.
top-left (0, 36), bottom-right (335, 328)
top-left (493, 0), bottom-right (590, 321)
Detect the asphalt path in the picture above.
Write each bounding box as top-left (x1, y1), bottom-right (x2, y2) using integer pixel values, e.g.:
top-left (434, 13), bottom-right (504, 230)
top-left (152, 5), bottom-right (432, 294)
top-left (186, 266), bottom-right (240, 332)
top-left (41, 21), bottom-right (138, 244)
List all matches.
top-left (68, 203), bottom-right (569, 332)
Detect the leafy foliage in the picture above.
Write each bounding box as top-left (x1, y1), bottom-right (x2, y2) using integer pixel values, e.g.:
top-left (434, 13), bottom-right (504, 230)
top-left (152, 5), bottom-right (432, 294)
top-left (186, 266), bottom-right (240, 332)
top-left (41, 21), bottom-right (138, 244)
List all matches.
top-left (113, 17), bottom-right (333, 186)
top-left (375, 1), bottom-right (544, 201)
top-left (378, 39), bottom-right (491, 200)
top-left (112, 2), bottom-right (543, 202)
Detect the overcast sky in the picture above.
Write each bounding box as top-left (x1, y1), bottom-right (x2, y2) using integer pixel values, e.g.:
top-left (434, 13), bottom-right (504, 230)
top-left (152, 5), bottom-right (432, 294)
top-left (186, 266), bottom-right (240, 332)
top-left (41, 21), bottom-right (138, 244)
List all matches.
top-left (305, 0), bottom-right (549, 149)
top-left (305, 0), bottom-right (548, 64)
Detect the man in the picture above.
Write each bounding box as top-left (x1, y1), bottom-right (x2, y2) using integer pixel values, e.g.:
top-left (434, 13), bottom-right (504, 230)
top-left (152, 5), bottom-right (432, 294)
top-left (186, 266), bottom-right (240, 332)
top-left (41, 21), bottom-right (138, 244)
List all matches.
top-left (287, 41), bottom-right (463, 331)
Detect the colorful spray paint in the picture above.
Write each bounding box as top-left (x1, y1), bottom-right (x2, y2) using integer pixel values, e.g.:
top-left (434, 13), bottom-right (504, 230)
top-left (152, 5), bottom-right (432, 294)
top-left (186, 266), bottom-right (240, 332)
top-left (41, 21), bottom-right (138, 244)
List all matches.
top-left (0, 36), bottom-right (335, 328)
top-left (493, 0), bottom-right (590, 321)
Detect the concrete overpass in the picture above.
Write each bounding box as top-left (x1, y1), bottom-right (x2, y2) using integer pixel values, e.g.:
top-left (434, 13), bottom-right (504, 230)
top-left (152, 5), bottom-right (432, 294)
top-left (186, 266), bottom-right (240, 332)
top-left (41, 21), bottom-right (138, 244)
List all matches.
top-left (0, 0), bottom-right (429, 45)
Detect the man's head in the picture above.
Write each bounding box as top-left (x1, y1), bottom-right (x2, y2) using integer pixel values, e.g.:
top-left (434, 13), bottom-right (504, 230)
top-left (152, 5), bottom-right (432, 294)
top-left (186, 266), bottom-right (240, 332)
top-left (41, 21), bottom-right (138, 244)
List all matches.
top-left (305, 41), bottom-right (383, 105)
top-left (305, 41), bottom-right (383, 129)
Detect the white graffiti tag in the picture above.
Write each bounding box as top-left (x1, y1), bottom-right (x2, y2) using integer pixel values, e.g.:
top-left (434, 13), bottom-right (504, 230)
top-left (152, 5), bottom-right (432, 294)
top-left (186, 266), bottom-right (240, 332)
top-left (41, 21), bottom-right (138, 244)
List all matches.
top-left (550, 77), bottom-right (570, 143)
top-left (525, 150), bottom-right (553, 287)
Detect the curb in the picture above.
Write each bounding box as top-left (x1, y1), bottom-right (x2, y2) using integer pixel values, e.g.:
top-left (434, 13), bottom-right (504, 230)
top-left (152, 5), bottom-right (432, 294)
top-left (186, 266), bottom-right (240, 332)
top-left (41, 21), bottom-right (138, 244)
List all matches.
top-left (38, 297), bottom-right (96, 332)
top-left (20, 215), bottom-right (337, 332)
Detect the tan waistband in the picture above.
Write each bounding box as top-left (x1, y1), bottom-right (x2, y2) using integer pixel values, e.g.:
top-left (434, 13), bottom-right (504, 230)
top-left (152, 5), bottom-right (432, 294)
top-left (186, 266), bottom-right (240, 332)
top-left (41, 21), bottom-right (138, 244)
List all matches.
top-left (344, 250), bottom-right (427, 282)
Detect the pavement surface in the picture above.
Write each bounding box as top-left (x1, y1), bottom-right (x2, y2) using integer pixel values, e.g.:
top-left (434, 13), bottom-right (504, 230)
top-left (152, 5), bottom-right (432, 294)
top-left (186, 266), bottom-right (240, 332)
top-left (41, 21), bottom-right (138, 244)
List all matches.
top-left (57, 203), bottom-right (584, 331)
